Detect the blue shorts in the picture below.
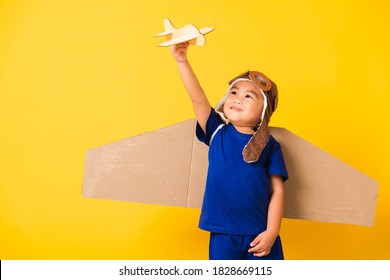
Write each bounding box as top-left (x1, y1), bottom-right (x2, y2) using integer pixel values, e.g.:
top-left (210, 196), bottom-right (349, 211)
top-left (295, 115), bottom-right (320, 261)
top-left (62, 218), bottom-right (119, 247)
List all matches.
top-left (209, 232), bottom-right (284, 260)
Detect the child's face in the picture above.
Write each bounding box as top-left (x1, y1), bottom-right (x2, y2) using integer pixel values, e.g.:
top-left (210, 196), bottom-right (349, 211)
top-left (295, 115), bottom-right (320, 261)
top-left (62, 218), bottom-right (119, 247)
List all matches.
top-left (223, 81), bottom-right (264, 131)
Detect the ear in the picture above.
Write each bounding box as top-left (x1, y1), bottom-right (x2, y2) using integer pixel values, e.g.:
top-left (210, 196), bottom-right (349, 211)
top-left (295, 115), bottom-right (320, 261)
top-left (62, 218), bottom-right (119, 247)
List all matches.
top-left (268, 82), bottom-right (278, 112)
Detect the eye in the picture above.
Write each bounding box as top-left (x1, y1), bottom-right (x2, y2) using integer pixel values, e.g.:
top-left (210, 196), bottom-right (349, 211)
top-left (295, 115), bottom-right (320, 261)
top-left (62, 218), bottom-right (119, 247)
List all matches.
top-left (245, 94), bottom-right (254, 99)
top-left (230, 91), bottom-right (237, 95)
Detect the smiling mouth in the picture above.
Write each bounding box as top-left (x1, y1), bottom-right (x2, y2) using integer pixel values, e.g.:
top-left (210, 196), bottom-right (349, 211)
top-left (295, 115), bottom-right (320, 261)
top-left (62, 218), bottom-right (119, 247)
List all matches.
top-left (230, 106), bottom-right (243, 112)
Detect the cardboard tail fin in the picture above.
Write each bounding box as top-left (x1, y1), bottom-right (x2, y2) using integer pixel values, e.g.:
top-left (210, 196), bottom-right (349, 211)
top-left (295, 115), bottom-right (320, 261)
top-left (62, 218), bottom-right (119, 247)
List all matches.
top-left (163, 18), bottom-right (175, 33)
top-left (154, 19), bottom-right (175, 36)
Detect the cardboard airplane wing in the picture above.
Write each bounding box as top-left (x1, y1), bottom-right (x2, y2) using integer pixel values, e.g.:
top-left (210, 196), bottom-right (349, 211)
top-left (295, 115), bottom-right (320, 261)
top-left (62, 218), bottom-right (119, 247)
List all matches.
top-left (82, 120), bottom-right (378, 226)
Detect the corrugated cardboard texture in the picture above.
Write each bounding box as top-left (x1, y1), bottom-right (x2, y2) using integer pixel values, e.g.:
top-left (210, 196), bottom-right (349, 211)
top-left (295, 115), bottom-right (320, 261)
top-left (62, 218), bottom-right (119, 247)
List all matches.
top-left (83, 120), bottom-right (378, 226)
top-left (270, 127), bottom-right (378, 226)
top-left (83, 120), bottom-right (195, 207)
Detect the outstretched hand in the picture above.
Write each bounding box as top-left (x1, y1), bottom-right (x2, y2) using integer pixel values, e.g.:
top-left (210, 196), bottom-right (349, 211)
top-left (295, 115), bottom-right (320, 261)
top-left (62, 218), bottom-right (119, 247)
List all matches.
top-left (170, 42), bottom-right (190, 63)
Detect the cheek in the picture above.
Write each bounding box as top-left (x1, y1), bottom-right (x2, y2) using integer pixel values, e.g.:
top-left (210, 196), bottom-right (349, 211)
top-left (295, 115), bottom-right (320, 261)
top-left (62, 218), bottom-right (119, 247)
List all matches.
top-left (249, 101), bottom-right (263, 118)
top-left (224, 95), bottom-right (233, 104)
top-left (222, 103), bottom-right (231, 118)
top-left (256, 99), bottom-right (264, 113)
top-left (222, 102), bottom-right (228, 113)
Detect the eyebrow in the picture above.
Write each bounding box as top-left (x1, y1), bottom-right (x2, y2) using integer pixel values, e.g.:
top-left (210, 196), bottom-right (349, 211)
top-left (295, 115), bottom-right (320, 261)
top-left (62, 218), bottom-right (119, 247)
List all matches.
top-left (247, 90), bottom-right (259, 97)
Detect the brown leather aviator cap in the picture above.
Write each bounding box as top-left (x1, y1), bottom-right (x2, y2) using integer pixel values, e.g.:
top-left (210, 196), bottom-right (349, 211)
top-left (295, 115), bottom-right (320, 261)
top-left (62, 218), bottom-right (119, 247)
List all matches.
top-left (216, 71), bottom-right (279, 163)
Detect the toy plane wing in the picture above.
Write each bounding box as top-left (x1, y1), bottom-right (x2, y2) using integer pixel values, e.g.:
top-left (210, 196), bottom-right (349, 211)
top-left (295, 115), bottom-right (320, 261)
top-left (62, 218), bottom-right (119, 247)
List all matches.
top-left (155, 18), bottom-right (214, 47)
top-left (82, 120), bottom-right (378, 226)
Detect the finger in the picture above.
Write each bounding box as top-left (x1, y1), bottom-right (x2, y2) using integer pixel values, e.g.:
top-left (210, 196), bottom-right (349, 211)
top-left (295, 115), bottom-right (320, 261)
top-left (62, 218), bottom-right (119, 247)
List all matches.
top-left (175, 44), bottom-right (187, 52)
top-left (177, 42), bottom-right (189, 49)
top-left (253, 250), bottom-right (270, 257)
top-left (248, 243), bottom-right (263, 253)
top-left (250, 235), bottom-right (262, 247)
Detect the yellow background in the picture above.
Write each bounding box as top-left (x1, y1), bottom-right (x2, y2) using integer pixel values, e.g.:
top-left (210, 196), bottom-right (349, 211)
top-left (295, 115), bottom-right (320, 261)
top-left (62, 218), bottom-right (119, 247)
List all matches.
top-left (1, 0), bottom-right (389, 259)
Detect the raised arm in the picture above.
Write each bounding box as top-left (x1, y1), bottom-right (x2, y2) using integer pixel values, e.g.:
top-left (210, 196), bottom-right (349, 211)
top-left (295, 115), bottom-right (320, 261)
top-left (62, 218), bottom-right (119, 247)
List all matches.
top-left (170, 42), bottom-right (211, 132)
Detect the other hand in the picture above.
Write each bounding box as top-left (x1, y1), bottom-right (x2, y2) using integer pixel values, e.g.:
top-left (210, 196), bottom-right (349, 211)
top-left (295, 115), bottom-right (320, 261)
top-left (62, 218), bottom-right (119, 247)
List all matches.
top-left (248, 231), bottom-right (277, 257)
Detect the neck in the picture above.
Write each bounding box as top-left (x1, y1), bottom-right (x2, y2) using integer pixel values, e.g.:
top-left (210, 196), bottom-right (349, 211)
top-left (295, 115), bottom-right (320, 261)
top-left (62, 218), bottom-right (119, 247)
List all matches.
top-left (231, 124), bottom-right (255, 135)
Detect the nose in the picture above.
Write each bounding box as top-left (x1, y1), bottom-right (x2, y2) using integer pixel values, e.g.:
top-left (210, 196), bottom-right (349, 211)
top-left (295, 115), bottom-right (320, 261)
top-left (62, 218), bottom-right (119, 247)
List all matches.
top-left (232, 96), bottom-right (243, 104)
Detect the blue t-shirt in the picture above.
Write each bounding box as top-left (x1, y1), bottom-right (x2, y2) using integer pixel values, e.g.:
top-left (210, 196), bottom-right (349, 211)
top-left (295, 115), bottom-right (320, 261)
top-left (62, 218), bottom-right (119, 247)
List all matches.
top-left (196, 108), bottom-right (288, 235)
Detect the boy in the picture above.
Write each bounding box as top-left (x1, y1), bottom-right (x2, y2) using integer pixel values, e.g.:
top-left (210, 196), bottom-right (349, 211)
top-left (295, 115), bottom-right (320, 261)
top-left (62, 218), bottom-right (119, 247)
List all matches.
top-left (170, 42), bottom-right (288, 260)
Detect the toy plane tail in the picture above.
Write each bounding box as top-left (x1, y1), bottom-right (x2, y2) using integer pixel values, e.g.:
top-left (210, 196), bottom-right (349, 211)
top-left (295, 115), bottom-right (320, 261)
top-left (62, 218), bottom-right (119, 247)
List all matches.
top-left (155, 18), bottom-right (175, 36)
top-left (163, 18), bottom-right (175, 33)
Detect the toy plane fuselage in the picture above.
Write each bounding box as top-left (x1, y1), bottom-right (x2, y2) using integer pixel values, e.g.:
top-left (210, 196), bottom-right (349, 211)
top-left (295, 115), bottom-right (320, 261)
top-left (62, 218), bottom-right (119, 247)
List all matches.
top-left (155, 18), bottom-right (214, 47)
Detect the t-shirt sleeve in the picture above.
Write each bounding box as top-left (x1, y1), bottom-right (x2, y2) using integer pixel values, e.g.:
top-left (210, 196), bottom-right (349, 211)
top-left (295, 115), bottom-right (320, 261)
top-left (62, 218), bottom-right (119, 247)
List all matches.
top-left (196, 107), bottom-right (224, 146)
top-left (267, 137), bottom-right (289, 182)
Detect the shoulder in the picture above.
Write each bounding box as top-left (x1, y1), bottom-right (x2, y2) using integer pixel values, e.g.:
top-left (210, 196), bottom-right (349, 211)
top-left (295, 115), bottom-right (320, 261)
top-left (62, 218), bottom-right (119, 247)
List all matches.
top-left (196, 108), bottom-right (225, 146)
top-left (267, 135), bottom-right (288, 181)
top-left (268, 135), bottom-right (281, 150)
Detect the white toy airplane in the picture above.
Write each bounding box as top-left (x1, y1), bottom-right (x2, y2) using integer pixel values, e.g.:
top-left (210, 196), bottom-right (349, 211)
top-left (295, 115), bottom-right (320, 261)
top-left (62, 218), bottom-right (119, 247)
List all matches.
top-left (155, 18), bottom-right (214, 47)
